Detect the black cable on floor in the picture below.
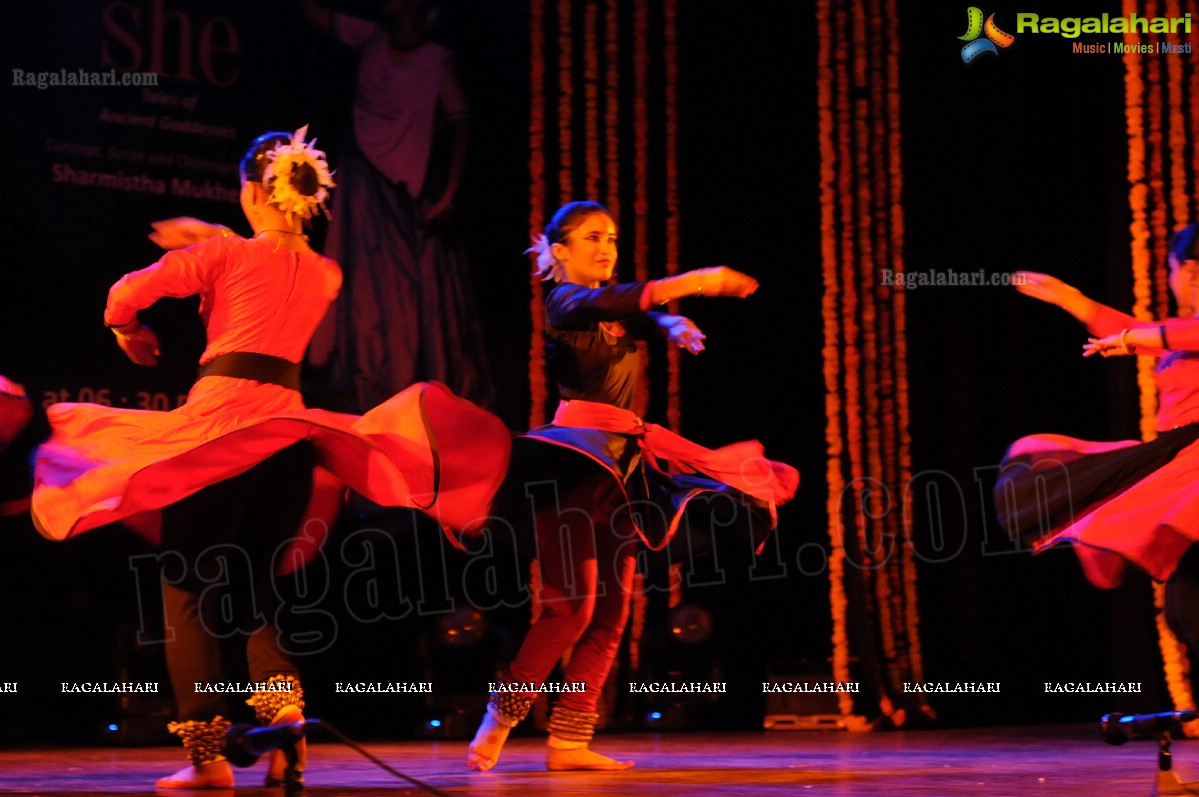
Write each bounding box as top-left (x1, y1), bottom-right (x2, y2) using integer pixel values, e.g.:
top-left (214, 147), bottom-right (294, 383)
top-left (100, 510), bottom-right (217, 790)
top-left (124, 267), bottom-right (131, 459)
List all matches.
top-left (308, 719), bottom-right (455, 797)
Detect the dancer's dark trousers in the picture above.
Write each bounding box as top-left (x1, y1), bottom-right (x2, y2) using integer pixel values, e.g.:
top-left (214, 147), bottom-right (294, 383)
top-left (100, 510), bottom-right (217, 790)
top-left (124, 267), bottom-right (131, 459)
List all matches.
top-left (159, 443), bottom-right (314, 721)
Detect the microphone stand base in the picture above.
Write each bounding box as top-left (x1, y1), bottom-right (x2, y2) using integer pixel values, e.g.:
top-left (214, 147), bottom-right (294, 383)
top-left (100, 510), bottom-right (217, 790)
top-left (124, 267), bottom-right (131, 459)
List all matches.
top-left (263, 746), bottom-right (304, 796)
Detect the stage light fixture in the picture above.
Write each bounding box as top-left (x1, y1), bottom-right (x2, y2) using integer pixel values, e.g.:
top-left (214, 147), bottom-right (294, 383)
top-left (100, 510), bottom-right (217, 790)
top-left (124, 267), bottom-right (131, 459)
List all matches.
top-left (669, 604), bottom-right (712, 645)
top-left (437, 608), bottom-right (486, 649)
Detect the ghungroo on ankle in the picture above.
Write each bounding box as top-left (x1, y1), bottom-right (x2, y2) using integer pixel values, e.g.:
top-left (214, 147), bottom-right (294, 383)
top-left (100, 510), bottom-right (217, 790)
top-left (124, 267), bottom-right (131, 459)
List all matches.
top-left (166, 716), bottom-right (232, 767)
top-left (487, 688), bottom-right (537, 728)
top-left (245, 674), bottom-right (305, 725)
top-left (546, 705), bottom-right (599, 743)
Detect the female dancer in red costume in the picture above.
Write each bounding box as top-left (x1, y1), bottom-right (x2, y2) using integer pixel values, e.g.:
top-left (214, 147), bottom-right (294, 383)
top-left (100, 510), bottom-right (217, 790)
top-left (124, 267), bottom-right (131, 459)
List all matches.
top-left (995, 225), bottom-right (1199, 659)
top-left (465, 201), bottom-right (798, 772)
top-left (32, 128), bottom-right (509, 789)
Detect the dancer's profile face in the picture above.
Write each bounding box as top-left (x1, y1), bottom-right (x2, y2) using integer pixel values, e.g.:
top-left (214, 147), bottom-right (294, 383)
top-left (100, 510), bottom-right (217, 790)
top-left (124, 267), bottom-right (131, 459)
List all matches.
top-left (554, 213), bottom-right (618, 287)
top-left (1170, 256), bottom-right (1199, 316)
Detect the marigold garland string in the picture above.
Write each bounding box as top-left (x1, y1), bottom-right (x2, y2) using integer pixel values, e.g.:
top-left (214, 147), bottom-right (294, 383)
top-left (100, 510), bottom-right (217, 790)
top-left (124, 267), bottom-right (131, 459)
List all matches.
top-left (1145, 0), bottom-right (1169, 318)
top-left (604, 0), bottom-right (621, 221)
top-left (1164, 0), bottom-right (1188, 236)
top-left (528, 0), bottom-right (547, 429)
top-left (1191, 20), bottom-right (1199, 222)
top-left (632, 0), bottom-right (651, 419)
top-left (584, 2), bottom-right (600, 201)
top-left (835, 0), bottom-right (886, 723)
top-left (558, 0), bottom-right (574, 208)
top-left (664, 0), bottom-right (681, 432)
top-left (816, 0), bottom-right (853, 720)
top-left (1123, 0), bottom-right (1156, 444)
top-left (886, 0), bottom-right (921, 694)
top-left (851, 0), bottom-right (897, 683)
top-left (834, 0), bottom-right (865, 606)
top-left (817, 0), bottom-right (923, 726)
top-left (871, 1), bottom-right (896, 529)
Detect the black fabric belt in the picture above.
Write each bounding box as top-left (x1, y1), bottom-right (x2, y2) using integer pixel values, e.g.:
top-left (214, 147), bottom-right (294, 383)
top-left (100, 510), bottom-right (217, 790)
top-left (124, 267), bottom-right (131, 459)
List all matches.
top-left (197, 352), bottom-right (301, 391)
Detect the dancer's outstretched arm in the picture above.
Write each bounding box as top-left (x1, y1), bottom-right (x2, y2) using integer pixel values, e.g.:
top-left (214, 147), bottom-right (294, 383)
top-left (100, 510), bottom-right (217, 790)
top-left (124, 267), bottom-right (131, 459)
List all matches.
top-left (148, 217), bottom-right (234, 250)
top-left (653, 314), bottom-right (706, 354)
top-left (1084, 318), bottom-right (1199, 357)
top-left (645, 265), bottom-right (759, 305)
top-left (641, 266), bottom-right (759, 352)
top-left (1016, 269), bottom-right (1174, 342)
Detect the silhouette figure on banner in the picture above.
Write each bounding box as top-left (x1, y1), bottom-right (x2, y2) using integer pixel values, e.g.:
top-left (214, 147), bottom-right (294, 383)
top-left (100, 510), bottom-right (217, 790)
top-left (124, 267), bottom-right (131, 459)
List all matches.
top-left (305, 0), bottom-right (494, 411)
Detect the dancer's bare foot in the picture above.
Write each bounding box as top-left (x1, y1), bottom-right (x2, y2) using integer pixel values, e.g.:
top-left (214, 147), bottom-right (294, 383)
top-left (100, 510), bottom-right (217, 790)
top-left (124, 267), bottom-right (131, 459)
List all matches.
top-left (546, 746), bottom-right (634, 771)
top-left (466, 711), bottom-right (512, 771)
top-left (155, 759), bottom-right (234, 789)
top-left (264, 705), bottom-right (307, 786)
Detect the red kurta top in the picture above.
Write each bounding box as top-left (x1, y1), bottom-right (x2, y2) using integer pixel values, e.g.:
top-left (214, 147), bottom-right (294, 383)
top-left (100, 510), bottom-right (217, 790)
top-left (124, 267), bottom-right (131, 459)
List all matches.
top-left (1087, 305), bottom-right (1199, 429)
top-left (105, 235), bottom-right (342, 367)
top-left (34, 235), bottom-right (510, 547)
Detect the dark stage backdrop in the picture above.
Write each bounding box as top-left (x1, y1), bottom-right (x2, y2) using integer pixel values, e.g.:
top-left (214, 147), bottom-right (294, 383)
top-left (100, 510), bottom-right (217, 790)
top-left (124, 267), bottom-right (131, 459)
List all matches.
top-left (0, 0), bottom-right (1172, 743)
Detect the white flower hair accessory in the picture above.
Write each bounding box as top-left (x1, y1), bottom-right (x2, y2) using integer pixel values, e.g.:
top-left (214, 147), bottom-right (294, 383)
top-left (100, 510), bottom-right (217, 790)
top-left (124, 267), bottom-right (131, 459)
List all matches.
top-left (262, 125), bottom-right (335, 223)
top-left (526, 234), bottom-right (560, 281)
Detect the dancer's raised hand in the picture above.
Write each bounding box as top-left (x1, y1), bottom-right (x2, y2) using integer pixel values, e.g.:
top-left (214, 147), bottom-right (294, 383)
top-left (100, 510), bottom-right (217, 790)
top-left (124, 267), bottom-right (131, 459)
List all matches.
top-left (111, 322), bottom-right (160, 366)
top-left (1014, 271), bottom-right (1079, 306)
top-left (149, 217), bottom-right (232, 250)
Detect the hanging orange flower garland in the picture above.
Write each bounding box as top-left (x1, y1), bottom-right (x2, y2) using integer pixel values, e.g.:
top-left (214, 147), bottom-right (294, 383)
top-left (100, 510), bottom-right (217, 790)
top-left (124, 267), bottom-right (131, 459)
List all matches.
top-left (871, 0), bottom-right (906, 681)
top-left (527, 0), bottom-right (548, 429)
top-left (632, 0), bottom-right (651, 419)
top-left (604, 0), bottom-right (621, 222)
top-left (817, 0), bottom-right (920, 726)
top-left (885, 0), bottom-right (922, 684)
top-left (851, 0), bottom-right (897, 678)
top-left (816, 0), bottom-right (853, 720)
top-left (869, 0), bottom-right (897, 543)
top-left (1144, 1), bottom-right (1169, 319)
top-left (664, 0), bottom-right (681, 432)
top-left (1122, 0), bottom-right (1156, 443)
top-left (1191, 29), bottom-right (1199, 222)
top-left (584, 2), bottom-right (600, 200)
top-left (1155, 579), bottom-right (1197, 721)
top-left (837, 0), bottom-right (888, 722)
top-left (1164, 0), bottom-right (1188, 234)
top-left (834, 0), bottom-right (865, 584)
top-left (558, 0), bottom-right (574, 206)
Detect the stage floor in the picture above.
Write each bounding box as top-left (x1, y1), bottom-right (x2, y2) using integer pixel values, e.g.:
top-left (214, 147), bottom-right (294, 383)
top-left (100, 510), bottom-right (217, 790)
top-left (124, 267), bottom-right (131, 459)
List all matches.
top-left (0, 725), bottom-right (1191, 796)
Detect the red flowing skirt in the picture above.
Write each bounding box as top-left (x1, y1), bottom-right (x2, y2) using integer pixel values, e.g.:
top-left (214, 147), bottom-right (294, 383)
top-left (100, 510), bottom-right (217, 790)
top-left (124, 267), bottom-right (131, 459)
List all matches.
top-left (33, 378), bottom-right (511, 556)
top-left (995, 425), bottom-right (1199, 587)
top-left (514, 401), bottom-right (798, 553)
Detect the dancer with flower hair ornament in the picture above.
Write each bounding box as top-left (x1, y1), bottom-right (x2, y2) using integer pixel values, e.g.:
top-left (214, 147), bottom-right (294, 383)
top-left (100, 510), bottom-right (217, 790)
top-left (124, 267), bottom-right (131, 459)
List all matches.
top-left (32, 127), bottom-right (510, 789)
top-left (465, 200), bottom-right (798, 772)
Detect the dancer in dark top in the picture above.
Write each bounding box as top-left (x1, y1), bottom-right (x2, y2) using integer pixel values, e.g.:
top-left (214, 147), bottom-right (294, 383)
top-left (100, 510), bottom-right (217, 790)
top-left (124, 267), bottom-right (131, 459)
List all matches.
top-left (466, 200), bottom-right (798, 771)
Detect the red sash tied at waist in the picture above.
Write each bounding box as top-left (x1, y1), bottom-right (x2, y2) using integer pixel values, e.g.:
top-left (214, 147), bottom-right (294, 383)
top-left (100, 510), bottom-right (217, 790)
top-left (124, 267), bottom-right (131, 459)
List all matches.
top-left (551, 400), bottom-right (798, 507)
